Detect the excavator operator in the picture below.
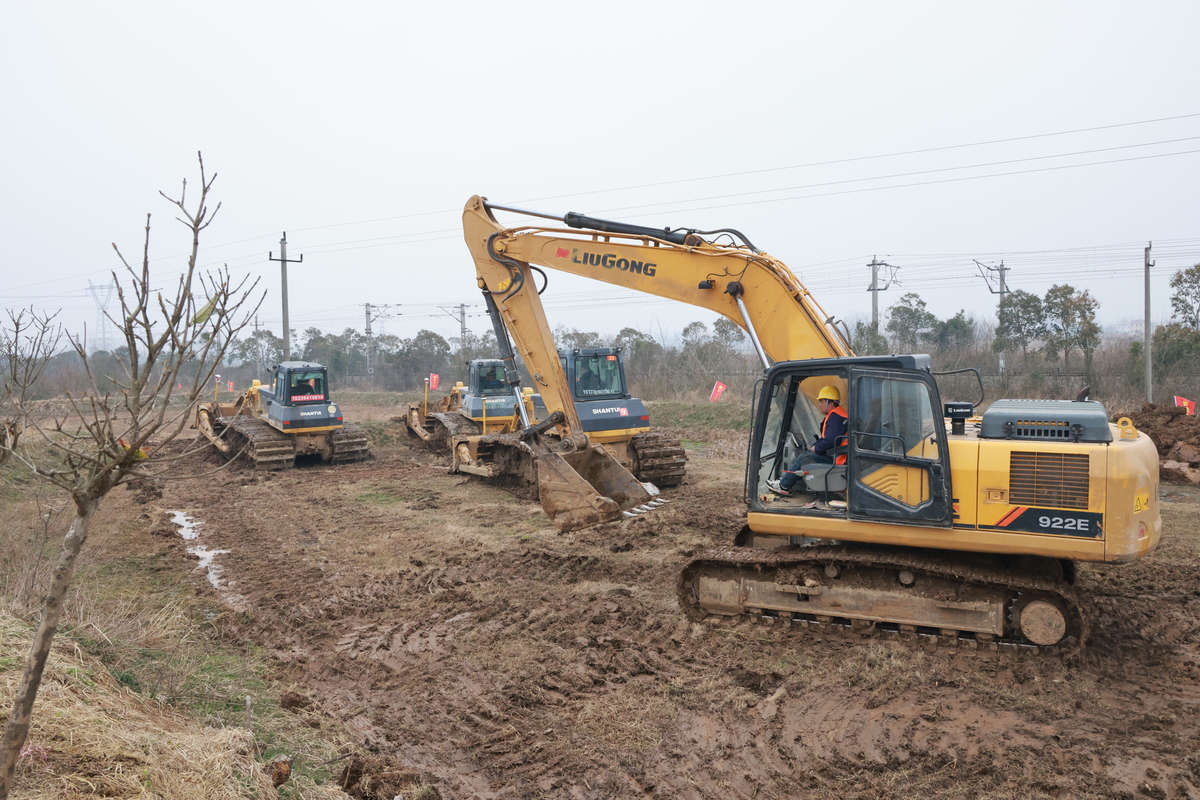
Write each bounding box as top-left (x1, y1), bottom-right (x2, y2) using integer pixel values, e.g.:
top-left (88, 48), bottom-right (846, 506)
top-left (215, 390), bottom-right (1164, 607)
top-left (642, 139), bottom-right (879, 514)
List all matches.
top-left (768, 385), bottom-right (848, 496)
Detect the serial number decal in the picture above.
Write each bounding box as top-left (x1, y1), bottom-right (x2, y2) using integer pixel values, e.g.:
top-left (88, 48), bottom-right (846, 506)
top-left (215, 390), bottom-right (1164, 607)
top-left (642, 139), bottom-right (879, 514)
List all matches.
top-left (1133, 492), bottom-right (1149, 512)
top-left (1038, 515), bottom-right (1089, 532)
top-left (982, 506), bottom-right (1103, 539)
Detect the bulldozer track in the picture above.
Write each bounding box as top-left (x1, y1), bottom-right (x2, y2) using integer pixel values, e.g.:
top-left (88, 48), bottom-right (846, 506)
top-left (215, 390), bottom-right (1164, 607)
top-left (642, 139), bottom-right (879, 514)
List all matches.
top-left (630, 432), bottom-right (687, 487)
top-left (677, 543), bottom-right (1087, 658)
top-left (216, 416), bottom-right (295, 469)
top-left (401, 408), bottom-right (480, 448)
top-left (331, 423), bottom-right (371, 463)
top-left (207, 415), bottom-right (371, 468)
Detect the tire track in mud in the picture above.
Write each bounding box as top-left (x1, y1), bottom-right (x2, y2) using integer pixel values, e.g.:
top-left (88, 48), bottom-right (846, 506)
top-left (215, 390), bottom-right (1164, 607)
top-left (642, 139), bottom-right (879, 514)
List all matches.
top-left (153, 438), bottom-right (1200, 799)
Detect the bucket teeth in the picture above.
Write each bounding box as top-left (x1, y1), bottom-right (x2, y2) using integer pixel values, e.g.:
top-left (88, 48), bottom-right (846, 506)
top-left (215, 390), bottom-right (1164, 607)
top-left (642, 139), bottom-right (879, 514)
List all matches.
top-left (622, 510), bottom-right (640, 518)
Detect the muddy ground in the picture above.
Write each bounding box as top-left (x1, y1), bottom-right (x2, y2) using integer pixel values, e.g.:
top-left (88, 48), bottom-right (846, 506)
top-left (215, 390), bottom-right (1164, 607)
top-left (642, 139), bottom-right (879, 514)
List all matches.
top-left (111, 405), bottom-right (1200, 800)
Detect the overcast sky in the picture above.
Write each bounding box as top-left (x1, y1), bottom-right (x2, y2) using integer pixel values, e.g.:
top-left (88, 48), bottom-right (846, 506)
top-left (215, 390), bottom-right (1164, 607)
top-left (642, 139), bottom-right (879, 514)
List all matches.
top-left (3, 2), bottom-right (1198, 354)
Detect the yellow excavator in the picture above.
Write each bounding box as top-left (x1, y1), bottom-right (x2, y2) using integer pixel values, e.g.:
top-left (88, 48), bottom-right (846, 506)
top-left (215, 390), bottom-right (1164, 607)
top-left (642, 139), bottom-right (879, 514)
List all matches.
top-left (462, 195), bottom-right (1161, 653)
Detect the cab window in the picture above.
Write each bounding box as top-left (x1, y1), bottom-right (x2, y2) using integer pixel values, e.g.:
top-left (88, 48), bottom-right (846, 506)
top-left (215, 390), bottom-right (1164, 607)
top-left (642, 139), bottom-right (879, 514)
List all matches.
top-left (574, 355), bottom-right (623, 397)
top-left (290, 372), bottom-right (325, 401)
top-left (477, 365), bottom-right (507, 396)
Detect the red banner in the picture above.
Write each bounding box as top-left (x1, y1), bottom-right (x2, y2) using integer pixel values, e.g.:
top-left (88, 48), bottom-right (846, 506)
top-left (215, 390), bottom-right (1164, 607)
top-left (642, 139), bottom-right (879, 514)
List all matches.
top-left (1175, 395), bottom-right (1196, 415)
top-left (429, 373), bottom-right (440, 391)
top-left (227, 380), bottom-right (234, 392)
top-left (709, 380), bottom-right (727, 403)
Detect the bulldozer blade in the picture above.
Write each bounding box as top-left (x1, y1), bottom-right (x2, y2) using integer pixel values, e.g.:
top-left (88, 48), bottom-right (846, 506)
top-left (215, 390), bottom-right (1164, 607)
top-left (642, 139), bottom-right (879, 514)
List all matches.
top-left (537, 445), bottom-right (654, 533)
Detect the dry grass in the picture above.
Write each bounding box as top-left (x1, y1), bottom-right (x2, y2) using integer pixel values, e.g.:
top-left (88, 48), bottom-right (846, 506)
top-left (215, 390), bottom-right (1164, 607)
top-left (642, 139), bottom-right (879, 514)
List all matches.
top-left (1, 612), bottom-right (281, 800)
top-left (570, 689), bottom-right (672, 755)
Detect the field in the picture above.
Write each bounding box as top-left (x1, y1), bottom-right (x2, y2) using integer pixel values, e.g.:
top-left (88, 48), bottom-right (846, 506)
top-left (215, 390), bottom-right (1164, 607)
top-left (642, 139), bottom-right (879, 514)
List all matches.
top-left (3, 397), bottom-right (1200, 799)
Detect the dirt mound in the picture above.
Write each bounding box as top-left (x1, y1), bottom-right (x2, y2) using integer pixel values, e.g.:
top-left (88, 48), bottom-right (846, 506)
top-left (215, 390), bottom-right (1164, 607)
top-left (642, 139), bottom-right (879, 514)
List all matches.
top-left (1121, 403), bottom-right (1200, 483)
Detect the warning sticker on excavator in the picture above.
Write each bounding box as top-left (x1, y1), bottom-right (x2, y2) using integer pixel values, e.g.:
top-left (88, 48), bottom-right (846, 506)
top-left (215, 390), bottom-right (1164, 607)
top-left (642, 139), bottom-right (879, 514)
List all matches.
top-left (1134, 493), bottom-right (1149, 512)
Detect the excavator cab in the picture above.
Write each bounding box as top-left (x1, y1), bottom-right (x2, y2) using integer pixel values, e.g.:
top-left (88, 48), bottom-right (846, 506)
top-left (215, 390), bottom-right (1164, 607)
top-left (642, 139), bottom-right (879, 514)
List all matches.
top-left (750, 355), bottom-right (953, 528)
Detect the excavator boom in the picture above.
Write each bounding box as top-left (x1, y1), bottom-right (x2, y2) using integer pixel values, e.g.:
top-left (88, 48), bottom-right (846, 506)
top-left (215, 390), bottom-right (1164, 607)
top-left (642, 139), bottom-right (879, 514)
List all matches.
top-left (465, 196), bottom-right (852, 373)
top-left (460, 194), bottom-right (1162, 652)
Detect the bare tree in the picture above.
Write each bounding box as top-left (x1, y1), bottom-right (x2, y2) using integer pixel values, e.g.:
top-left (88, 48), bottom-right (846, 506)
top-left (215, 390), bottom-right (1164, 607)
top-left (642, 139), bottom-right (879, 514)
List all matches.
top-left (0, 309), bottom-right (62, 465)
top-left (0, 153), bottom-right (260, 798)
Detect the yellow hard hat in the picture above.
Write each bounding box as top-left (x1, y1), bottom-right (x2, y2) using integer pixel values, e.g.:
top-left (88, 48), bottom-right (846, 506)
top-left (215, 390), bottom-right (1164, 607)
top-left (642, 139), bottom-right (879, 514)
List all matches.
top-left (818, 385), bottom-right (841, 402)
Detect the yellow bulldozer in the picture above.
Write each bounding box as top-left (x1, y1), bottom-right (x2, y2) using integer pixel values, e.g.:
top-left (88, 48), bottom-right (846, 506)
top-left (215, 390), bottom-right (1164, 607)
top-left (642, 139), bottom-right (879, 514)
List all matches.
top-left (456, 194), bottom-right (1161, 653)
top-left (195, 361), bottom-right (370, 468)
top-left (403, 350), bottom-right (685, 488)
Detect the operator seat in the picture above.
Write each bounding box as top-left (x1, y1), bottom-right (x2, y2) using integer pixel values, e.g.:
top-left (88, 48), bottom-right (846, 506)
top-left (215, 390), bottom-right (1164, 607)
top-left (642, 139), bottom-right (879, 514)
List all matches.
top-left (800, 443), bottom-right (848, 501)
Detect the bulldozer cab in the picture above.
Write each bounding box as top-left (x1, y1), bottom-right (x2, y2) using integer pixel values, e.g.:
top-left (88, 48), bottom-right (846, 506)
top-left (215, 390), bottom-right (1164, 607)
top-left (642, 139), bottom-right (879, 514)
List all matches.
top-left (468, 360), bottom-right (509, 397)
top-left (271, 363), bottom-right (329, 406)
top-left (749, 355), bottom-right (953, 527)
top-left (560, 348), bottom-right (628, 401)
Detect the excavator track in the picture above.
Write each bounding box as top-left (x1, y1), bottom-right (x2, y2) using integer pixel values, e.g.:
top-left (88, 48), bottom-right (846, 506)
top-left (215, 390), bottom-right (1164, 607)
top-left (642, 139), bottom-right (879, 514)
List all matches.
top-left (678, 543), bottom-right (1086, 657)
top-left (331, 423), bottom-right (371, 463)
top-left (629, 432), bottom-right (687, 487)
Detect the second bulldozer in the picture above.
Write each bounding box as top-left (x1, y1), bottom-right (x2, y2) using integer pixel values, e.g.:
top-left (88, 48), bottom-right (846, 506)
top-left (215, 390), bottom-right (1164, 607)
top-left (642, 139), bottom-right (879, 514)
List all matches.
top-left (404, 348), bottom-right (686, 487)
top-left (196, 361), bottom-right (370, 468)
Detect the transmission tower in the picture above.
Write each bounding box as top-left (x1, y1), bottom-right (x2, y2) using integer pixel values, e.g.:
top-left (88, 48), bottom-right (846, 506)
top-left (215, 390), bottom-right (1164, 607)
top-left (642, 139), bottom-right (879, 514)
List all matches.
top-left (87, 278), bottom-right (116, 353)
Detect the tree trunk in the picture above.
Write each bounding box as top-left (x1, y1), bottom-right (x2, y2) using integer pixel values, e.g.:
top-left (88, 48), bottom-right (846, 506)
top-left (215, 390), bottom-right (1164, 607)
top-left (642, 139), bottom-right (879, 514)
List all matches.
top-left (0, 497), bottom-right (99, 798)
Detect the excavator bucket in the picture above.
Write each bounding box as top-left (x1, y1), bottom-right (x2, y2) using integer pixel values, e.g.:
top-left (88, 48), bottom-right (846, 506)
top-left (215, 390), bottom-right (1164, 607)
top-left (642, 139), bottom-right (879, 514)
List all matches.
top-left (536, 445), bottom-right (658, 532)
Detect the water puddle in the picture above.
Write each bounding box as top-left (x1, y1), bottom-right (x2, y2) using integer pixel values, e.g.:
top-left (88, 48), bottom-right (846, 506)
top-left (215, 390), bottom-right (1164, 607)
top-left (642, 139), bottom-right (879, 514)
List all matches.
top-left (170, 510), bottom-right (248, 611)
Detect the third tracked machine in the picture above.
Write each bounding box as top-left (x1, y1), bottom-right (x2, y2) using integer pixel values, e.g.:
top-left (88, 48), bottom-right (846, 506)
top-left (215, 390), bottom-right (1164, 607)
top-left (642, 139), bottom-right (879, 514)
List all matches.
top-left (195, 361), bottom-right (370, 468)
top-left (461, 195), bottom-right (1161, 653)
top-left (404, 349), bottom-right (686, 487)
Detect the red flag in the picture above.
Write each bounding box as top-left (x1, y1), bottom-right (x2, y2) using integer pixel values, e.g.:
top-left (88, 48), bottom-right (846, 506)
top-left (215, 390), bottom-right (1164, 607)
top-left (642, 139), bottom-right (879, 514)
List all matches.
top-left (1175, 395), bottom-right (1196, 415)
top-left (709, 380), bottom-right (727, 403)
top-left (227, 380), bottom-right (234, 392)
top-left (429, 373), bottom-right (440, 391)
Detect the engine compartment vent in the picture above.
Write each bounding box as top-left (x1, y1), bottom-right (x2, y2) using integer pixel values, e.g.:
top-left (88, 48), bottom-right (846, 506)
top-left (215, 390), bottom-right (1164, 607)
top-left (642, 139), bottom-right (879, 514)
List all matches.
top-left (1009, 451), bottom-right (1091, 510)
top-left (979, 399), bottom-right (1113, 443)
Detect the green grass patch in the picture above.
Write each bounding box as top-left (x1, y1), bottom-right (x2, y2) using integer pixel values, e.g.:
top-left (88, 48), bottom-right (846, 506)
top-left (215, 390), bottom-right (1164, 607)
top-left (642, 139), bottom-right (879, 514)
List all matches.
top-left (645, 399), bottom-right (752, 431)
top-left (356, 418), bottom-right (407, 447)
top-left (55, 551), bottom-right (351, 796)
top-left (335, 390), bottom-right (407, 407)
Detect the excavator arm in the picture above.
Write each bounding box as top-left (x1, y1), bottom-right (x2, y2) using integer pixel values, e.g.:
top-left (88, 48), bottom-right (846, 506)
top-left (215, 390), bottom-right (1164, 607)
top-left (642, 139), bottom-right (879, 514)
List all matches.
top-left (460, 194), bottom-right (853, 532)
top-left (462, 195), bottom-right (852, 441)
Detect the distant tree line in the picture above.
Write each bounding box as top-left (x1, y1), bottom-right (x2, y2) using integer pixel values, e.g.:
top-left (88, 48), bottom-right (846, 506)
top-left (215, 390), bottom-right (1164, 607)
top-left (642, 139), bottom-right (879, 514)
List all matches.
top-left (31, 264), bottom-right (1200, 407)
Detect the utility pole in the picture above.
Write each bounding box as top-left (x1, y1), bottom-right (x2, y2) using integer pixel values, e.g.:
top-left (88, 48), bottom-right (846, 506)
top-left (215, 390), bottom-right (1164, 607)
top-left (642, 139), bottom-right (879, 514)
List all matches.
top-left (1144, 242), bottom-right (1155, 403)
top-left (974, 259), bottom-right (1010, 300)
top-left (364, 303), bottom-right (374, 378)
top-left (253, 316), bottom-right (261, 376)
top-left (866, 257), bottom-right (898, 332)
top-left (362, 304), bottom-right (395, 383)
top-left (459, 303), bottom-right (468, 358)
top-left (976, 259), bottom-right (1012, 378)
top-left (440, 303), bottom-right (471, 359)
top-left (269, 233), bottom-right (303, 360)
